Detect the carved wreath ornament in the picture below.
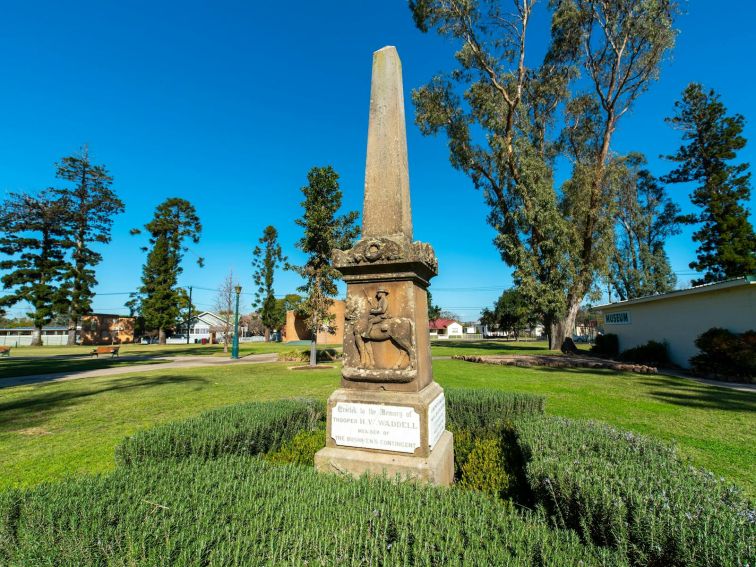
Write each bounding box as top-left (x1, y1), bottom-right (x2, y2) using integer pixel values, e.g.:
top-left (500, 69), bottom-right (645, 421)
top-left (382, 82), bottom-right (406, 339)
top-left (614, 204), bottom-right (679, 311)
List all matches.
top-left (348, 238), bottom-right (403, 264)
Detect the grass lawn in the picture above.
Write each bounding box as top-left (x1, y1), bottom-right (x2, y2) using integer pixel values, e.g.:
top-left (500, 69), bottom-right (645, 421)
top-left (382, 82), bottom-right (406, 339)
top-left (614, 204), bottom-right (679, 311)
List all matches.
top-left (3, 341), bottom-right (335, 358)
top-left (0, 357), bottom-right (173, 380)
top-left (429, 339), bottom-right (591, 357)
top-left (0, 342), bottom-right (340, 380)
top-left (0, 359), bottom-right (753, 497)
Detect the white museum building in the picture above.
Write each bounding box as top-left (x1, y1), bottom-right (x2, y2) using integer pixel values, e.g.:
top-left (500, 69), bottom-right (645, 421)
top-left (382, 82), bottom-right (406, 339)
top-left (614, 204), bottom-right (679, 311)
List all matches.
top-left (592, 276), bottom-right (755, 368)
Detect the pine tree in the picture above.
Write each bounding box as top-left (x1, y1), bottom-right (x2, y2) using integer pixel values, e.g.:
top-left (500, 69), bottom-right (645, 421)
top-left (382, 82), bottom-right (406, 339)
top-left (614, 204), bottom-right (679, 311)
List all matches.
top-left (54, 147), bottom-right (124, 344)
top-left (251, 225), bottom-right (287, 342)
top-left (427, 290), bottom-right (441, 321)
top-left (0, 191), bottom-right (71, 345)
top-left (663, 83), bottom-right (756, 284)
top-left (290, 166), bottom-right (359, 366)
top-left (610, 154), bottom-right (683, 300)
top-left (134, 198), bottom-right (202, 344)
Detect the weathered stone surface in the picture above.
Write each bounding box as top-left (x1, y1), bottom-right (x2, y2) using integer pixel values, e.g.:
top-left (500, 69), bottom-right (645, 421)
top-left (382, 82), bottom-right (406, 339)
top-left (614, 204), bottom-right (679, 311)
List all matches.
top-left (315, 430), bottom-right (454, 485)
top-left (362, 46), bottom-right (413, 240)
top-left (315, 45), bottom-right (452, 487)
top-left (323, 382), bottom-right (445, 458)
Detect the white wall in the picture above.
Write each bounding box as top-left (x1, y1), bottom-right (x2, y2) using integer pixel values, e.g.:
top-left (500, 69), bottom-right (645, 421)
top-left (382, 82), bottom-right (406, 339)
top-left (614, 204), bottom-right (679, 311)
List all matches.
top-left (0, 333), bottom-right (68, 346)
top-left (601, 284), bottom-right (755, 368)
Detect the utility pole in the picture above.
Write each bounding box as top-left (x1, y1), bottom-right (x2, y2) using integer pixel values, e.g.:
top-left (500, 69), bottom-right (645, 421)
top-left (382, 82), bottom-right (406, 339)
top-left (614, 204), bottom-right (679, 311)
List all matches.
top-left (232, 285), bottom-right (241, 359)
top-left (187, 285), bottom-right (193, 345)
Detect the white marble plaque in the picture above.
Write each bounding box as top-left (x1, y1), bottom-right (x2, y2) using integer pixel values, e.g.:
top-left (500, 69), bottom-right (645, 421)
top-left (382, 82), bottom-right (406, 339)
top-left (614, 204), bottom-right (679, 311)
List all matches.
top-left (331, 402), bottom-right (420, 453)
top-left (428, 393), bottom-right (446, 450)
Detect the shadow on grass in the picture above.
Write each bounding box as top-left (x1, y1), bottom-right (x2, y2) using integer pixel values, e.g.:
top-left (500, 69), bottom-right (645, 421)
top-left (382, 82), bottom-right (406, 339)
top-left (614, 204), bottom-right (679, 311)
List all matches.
top-left (0, 357), bottom-right (170, 381)
top-left (637, 374), bottom-right (756, 413)
top-left (0, 374), bottom-right (208, 431)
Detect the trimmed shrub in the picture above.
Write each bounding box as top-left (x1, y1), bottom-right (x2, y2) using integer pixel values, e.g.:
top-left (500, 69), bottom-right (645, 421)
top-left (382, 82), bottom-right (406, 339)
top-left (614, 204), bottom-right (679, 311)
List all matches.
top-left (115, 399), bottom-right (324, 466)
top-left (618, 340), bottom-right (669, 366)
top-left (591, 333), bottom-right (619, 358)
top-left (446, 388), bottom-right (545, 431)
top-left (0, 456), bottom-right (625, 565)
top-left (264, 427), bottom-right (326, 466)
top-left (516, 416), bottom-right (755, 566)
top-left (446, 389), bottom-right (543, 503)
top-left (690, 327), bottom-right (756, 382)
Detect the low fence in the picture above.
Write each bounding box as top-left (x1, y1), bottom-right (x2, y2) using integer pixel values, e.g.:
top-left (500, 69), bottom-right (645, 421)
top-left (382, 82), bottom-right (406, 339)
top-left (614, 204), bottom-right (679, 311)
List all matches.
top-left (0, 333), bottom-right (69, 347)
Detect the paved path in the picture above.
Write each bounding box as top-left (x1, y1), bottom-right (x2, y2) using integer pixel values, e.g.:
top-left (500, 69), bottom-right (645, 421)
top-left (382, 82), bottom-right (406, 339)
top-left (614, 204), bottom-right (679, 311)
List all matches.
top-left (0, 353), bottom-right (279, 389)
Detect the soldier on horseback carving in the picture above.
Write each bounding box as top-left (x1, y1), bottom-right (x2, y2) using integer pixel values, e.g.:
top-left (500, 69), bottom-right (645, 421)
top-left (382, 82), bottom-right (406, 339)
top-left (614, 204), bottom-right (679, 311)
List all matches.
top-left (365, 288), bottom-right (390, 336)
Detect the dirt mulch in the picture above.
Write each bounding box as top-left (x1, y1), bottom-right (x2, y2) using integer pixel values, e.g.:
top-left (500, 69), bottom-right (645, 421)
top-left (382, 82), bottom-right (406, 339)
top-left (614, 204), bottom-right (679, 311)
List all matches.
top-left (452, 354), bottom-right (657, 374)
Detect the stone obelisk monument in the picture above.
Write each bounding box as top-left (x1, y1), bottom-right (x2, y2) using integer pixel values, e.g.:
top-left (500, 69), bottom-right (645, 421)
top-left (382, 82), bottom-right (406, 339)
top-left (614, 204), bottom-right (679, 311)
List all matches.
top-left (314, 46), bottom-right (454, 485)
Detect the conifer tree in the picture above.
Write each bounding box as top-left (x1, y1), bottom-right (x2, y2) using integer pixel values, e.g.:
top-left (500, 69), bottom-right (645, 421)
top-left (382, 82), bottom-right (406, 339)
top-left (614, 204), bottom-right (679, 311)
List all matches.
top-left (290, 166), bottom-right (359, 366)
top-left (663, 84), bottom-right (756, 284)
top-left (610, 154), bottom-right (683, 300)
top-left (54, 147), bottom-right (124, 344)
top-left (251, 225), bottom-right (287, 342)
top-left (0, 191), bottom-right (71, 345)
top-left (134, 198), bottom-right (202, 344)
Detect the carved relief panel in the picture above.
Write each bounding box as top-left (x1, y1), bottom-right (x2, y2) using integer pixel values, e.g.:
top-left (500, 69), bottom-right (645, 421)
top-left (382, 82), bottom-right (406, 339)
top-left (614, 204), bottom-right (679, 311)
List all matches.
top-left (342, 281), bottom-right (417, 382)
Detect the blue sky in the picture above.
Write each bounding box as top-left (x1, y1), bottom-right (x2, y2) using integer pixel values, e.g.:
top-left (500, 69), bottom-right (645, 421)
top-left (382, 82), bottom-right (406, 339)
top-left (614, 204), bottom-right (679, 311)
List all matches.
top-left (1, 1), bottom-right (755, 320)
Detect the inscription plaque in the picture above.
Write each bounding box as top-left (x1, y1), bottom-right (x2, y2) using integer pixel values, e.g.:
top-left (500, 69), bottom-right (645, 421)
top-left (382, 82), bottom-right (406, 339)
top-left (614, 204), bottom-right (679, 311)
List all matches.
top-left (331, 402), bottom-right (420, 453)
top-left (428, 393), bottom-right (445, 450)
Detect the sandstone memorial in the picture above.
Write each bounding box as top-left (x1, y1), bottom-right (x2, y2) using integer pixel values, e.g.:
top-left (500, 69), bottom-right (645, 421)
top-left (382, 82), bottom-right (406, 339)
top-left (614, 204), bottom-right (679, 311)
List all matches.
top-left (314, 46), bottom-right (454, 485)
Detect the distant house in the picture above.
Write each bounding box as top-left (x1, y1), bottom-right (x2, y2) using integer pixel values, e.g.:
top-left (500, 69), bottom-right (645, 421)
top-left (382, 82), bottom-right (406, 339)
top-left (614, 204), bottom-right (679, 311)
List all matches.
top-left (0, 325), bottom-right (69, 346)
top-left (80, 314), bottom-right (135, 345)
top-left (429, 318), bottom-right (464, 339)
top-left (592, 276), bottom-right (755, 368)
top-left (179, 311), bottom-right (232, 343)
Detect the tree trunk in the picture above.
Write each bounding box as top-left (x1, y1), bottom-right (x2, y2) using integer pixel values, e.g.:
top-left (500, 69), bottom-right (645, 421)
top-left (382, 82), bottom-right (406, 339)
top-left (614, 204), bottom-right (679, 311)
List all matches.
top-left (158, 327), bottom-right (166, 345)
top-left (67, 316), bottom-right (77, 346)
top-left (31, 327), bottom-right (43, 347)
top-left (309, 337), bottom-right (317, 367)
top-left (264, 327), bottom-right (270, 342)
top-left (547, 298), bottom-right (581, 351)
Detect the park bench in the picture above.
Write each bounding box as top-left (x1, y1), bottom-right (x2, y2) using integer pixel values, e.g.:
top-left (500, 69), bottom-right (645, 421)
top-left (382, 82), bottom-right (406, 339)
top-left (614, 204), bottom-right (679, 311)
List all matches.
top-left (91, 346), bottom-right (120, 358)
top-left (0, 346), bottom-right (10, 357)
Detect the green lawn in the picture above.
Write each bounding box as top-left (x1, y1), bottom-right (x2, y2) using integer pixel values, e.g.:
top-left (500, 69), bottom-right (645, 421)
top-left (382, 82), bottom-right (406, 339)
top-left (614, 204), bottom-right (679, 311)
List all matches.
top-left (429, 339), bottom-right (590, 357)
top-left (3, 341), bottom-right (332, 358)
top-left (0, 342), bottom-right (340, 379)
top-left (0, 359), bottom-right (753, 497)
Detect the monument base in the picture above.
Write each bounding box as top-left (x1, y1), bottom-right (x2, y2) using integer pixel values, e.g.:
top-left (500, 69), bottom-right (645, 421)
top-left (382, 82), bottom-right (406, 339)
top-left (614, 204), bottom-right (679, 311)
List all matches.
top-left (314, 381), bottom-right (454, 486)
top-left (315, 430), bottom-right (454, 485)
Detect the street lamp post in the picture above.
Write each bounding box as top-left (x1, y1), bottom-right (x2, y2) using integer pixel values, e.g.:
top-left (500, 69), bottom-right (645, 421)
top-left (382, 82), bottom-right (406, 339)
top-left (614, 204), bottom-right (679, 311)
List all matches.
top-left (231, 284), bottom-right (242, 359)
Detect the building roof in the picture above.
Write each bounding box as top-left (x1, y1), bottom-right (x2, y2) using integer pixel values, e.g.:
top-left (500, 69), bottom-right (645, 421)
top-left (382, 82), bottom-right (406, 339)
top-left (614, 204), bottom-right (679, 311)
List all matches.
top-left (592, 275), bottom-right (755, 311)
top-left (429, 318), bottom-right (459, 330)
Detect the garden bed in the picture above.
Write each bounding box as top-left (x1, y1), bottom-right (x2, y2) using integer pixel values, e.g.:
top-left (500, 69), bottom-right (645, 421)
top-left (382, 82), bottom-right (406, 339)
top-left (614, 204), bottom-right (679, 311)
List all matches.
top-left (453, 354), bottom-right (657, 374)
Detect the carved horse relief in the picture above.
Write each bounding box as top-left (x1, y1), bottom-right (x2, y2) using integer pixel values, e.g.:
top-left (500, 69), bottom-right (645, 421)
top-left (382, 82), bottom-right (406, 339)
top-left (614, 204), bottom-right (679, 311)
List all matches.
top-left (345, 291), bottom-right (415, 371)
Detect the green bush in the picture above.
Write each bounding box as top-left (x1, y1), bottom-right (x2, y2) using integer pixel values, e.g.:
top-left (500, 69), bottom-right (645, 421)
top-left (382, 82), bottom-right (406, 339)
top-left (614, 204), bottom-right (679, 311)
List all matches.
top-left (277, 348), bottom-right (340, 362)
top-left (0, 456), bottom-right (624, 566)
top-left (516, 416), bottom-right (755, 566)
top-left (115, 399), bottom-right (324, 466)
top-left (618, 340), bottom-right (669, 366)
top-left (458, 437), bottom-right (510, 496)
top-left (446, 388), bottom-right (545, 431)
top-left (264, 427), bottom-right (326, 466)
top-left (591, 333), bottom-right (619, 358)
top-left (690, 327), bottom-right (756, 382)
top-left (446, 388), bottom-right (543, 503)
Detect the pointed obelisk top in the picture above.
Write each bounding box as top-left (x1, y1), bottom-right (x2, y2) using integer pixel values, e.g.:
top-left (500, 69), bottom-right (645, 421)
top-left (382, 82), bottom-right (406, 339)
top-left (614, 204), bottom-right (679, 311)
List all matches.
top-left (362, 46), bottom-right (413, 240)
